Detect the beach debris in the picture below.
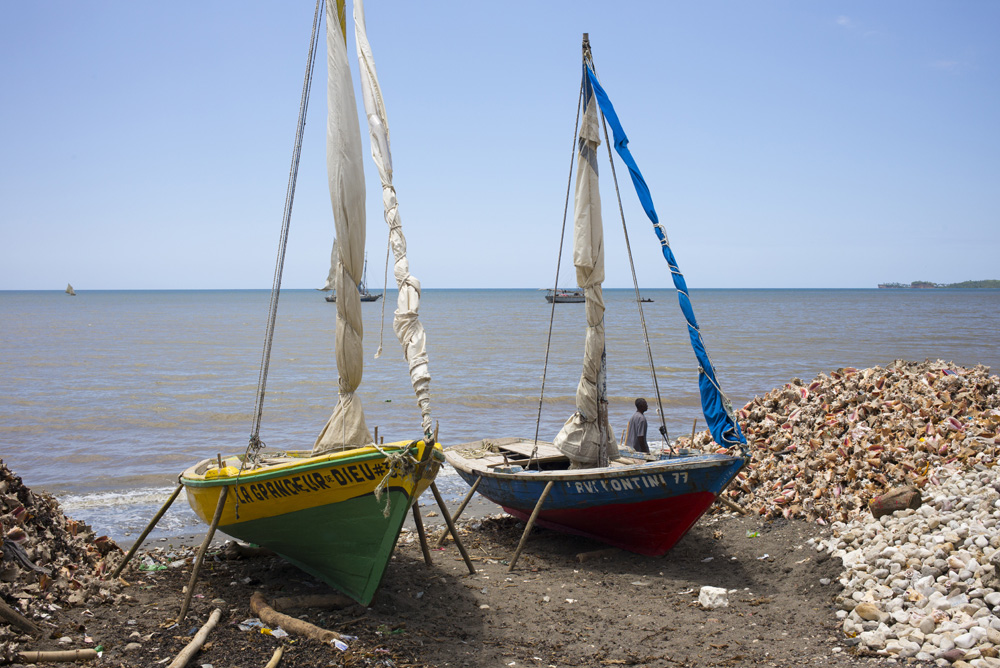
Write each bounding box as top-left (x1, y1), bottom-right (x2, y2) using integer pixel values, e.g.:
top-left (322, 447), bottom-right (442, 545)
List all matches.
top-left (698, 586), bottom-right (729, 609)
top-left (264, 646), bottom-right (284, 668)
top-left (0, 598), bottom-right (41, 638)
top-left (1, 648), bottom-right (99, 664)
top-left (0, 459), bottom-right (124, 652)
top-left (869, 485), bottom-right (922, 519)
top-left (165, 607), bottom-right (221, 668)
top-left (249, 591), bottom-right (349, 648)
top-left (696, 360), bottom-right (1000, 524)
top-left (672, 360), bottom-right (1000, 656)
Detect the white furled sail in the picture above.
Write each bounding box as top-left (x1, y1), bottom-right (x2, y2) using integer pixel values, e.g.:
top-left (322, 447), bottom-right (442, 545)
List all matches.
top-left (353, 0), bottom-right (432, 438)
top-left (313, 0), bottom-right (372, 453)
top-left (320, 238), bottom-right (338, 292)
top-left (553, 71), bottom-right (616, 467)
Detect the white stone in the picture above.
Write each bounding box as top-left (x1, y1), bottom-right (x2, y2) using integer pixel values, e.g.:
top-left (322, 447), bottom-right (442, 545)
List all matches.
top-left (698, 586), bottom-right (728, 609)
top-left (859, 629), bottom-right (887, 650)
top-left (919, 615), bottom-right (937, 634)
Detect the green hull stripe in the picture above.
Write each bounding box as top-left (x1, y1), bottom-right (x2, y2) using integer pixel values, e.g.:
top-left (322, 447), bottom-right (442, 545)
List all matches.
top-left (222, 488), bottom-right (411, 605)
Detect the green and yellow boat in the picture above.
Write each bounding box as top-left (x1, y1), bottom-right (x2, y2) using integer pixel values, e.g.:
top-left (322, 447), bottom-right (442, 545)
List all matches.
top-left (180, 0), bottom-right (440, 607)
top-left (181, 441), bottom-right (442, 605)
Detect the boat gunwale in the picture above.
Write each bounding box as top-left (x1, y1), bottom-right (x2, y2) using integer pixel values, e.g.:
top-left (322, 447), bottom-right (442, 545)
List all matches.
top-left (444, 447), bottom-right (746, 483)
top-left (182, 441), bottom-right (440, 487)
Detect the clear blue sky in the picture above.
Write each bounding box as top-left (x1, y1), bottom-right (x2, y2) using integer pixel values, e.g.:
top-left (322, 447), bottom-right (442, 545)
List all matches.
top-left (2, 2), bottom-right (997, 290)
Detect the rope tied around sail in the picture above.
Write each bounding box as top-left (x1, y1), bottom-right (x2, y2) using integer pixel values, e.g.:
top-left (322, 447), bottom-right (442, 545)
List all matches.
top-left (234, 0), bottom-right (324, 521)
top-left (371, 443), bottom-right (419, 518)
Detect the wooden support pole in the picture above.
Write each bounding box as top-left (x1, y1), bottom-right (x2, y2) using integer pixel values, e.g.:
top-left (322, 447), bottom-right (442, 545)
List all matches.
top-left (508, 480), bottom-right (554, 573)
top-left (411, 502), bottom-right (433, 566)
top-left (715, 494), bottom-right (748, 515)
top-left (0, 596), bottom-right (42, 637)
top-left (434, 476), bottom-right (481, 547)
top-left (178, 486), bottom-right (228, 624)
top-left (429, 482), bottom-right (475, 575)
top-left (112, 482), bottom-right (183, 578)
top-left (167, 608), bottom-right (222, 668)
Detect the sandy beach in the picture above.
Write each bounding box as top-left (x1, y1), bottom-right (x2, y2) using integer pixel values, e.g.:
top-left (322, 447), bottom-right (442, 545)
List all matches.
top-left (6, 502), bottom-right (875, 668)
top-left (4, 358), bottom-right (999, 667)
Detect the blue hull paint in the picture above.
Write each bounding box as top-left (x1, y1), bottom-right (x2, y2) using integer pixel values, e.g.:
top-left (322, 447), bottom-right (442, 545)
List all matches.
top-left (452, 453), bottom-right (746, 555)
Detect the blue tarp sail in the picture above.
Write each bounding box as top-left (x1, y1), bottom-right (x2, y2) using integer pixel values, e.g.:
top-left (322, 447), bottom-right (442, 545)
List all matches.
top-left (584, 64), bottom-right (746, 449)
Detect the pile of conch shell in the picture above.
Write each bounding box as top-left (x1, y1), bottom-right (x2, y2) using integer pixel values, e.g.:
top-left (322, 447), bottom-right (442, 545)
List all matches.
top-left (0, 459), bottom-right (124, 642)
top-left (695, 359), bottom-right (1000, 523)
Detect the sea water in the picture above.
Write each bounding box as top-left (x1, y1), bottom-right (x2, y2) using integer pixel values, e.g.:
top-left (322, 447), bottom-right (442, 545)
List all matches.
top-left (2, 288), bottom-right (998, 542)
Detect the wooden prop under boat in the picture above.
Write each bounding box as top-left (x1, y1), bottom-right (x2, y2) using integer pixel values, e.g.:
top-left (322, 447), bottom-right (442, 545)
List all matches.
top-left (445, 438), bottom-right (744, 556)
top-left (182, 441), bottom-right (442, 605)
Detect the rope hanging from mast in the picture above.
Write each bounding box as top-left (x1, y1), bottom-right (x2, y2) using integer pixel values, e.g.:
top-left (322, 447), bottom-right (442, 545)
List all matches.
top-left (244, 0), bottom-right (325, 463)
top-left (586, 63), bottom-right (672, 449)
top-left (529, 63), bottom-right (586, 468)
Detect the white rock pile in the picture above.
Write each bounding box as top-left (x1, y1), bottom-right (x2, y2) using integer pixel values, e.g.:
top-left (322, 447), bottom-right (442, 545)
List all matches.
top-left (814, 465), bottom-right (1000, 665)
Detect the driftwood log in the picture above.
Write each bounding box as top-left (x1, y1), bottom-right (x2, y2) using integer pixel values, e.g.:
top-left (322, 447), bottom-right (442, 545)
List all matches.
top-left (715, 494), bottom-right (748, 515)
top-left (0, 597), bottom-right (42, 637)
top-left (4, 649), bottom-right (98, 664)
top-left (250, 591), bottom-right (345, 644)
top-left (166, 607), bottom-right (222, 668)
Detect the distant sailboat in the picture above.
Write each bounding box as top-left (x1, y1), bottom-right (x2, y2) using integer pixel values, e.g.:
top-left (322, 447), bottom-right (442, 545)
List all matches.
top-left (323, 252), bottom-right (382, 302)
top-left (65, 284), bottom-right (76, 296)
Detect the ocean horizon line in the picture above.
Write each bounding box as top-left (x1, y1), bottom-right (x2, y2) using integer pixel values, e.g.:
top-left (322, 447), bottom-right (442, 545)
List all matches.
top-left (6, 286), bottom-right (999, 293)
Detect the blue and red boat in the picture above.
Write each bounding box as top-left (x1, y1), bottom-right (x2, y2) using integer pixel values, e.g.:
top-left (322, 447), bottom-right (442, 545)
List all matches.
top-left (445, 439), bottom-right (745, 556)
top-left (444, 34), bottom-right (749, 557)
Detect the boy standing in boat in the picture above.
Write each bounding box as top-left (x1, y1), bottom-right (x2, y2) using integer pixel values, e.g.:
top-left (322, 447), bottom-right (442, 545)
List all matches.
top-left (625, 398), bottom-right (649, 453)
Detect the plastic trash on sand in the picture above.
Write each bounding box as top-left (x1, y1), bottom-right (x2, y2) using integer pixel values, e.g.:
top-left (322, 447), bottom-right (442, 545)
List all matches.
top-left (698, 586), bottom-right (729, 609)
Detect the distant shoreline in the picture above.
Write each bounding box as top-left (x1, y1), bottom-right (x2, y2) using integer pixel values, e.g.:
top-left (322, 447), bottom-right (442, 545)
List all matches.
top-left (878, 280), bottom-right (1000, 289)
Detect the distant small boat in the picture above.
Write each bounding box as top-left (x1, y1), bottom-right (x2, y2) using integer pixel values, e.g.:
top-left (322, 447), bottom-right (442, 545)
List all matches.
top-left (65, 284), bottom-right (76, 296)
top-left (323, 256), bottom-right (382, 302)
top-left (544, 288), bottom-right (585, 303)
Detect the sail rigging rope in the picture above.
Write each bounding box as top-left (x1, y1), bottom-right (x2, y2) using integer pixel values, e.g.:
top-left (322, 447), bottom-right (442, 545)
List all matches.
top-left (239, 0), bottom-right (324, 488)
top-left (375, 233), bottom-right (391, 358)
top-left (529, 75), bottom-right (586, 468)
top-left (588, 68), bottom-right (672, 451)
top-left (586, 51), bottom-right (673, 452)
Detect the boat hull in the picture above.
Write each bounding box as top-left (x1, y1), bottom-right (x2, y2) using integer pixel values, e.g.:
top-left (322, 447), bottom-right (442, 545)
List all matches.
top-left (181, 440), bottom-right (442, 605)
top-left (446, 444), bottom-right (744, 556)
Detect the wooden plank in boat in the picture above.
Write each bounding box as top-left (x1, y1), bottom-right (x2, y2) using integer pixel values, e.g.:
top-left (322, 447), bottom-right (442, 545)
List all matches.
top-left (486, 454), bottom-right (566, 469)
top-left (493, 440), bottom-right (561, 458)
